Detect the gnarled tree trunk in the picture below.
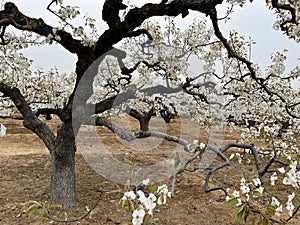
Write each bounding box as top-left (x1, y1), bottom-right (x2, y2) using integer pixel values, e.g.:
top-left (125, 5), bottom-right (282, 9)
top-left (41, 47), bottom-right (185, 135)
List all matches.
top-left (50, 122), bottom-right (76, 209)
top-left (138, 116), bottom-right (151, 131)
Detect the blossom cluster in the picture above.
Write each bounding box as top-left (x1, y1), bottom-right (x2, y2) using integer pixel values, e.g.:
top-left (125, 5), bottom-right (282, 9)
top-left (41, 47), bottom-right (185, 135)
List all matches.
top-left (279, 161), bottom-right (300, 188)
top-left (119, 181), bottom-right (172, 225)
top-left (226, 177), bottom-right (264, 207)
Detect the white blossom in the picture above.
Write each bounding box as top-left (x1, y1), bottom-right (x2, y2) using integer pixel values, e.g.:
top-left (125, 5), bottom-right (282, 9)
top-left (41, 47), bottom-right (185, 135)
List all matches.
top-left (286, 192), bottom-right (295, 217)
top-left (122, 191), bottom-right (136, 201)
top-left (271, 197), bottom-right (283, 217)
top-left (270, 172), bottom-right (278, 186)
top-left (278, 167), bottom-right (286, 173)
top-left (282, 161), bottom-right (300, 188)
top-left (253, 178), bottom-right (261, 187)
top-left (132, 209), bottom-right (145, 225)
top-left (142, 178), bottom-right (150, 186)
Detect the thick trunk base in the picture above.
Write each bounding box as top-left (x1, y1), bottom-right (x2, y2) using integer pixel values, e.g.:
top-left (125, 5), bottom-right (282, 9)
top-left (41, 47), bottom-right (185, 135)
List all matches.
top-left (50, 150), bottom-right (76, 209)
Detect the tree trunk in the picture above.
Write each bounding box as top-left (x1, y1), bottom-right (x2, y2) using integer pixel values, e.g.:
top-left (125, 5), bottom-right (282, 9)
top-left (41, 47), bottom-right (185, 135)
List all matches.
top-left (50, 123), bottom-right (76, 209)
top-left (139, 117), bottom-right (150, 131)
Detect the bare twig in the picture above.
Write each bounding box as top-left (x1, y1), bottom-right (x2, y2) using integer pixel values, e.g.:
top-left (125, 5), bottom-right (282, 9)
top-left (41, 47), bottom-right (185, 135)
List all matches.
top-left (171, 150), bottom-right (204, 196)
top-left (47, 189), bottom-right (117, 223)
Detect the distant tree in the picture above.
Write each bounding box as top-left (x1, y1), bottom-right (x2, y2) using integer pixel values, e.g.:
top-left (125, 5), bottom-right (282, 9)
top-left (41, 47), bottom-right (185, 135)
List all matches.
top-left (0, 2), bottom-right (299, 222)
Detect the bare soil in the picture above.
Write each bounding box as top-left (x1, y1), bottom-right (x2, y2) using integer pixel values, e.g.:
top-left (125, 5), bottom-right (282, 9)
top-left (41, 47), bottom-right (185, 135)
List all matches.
top-left (0, 117), bottom-right (299, 225)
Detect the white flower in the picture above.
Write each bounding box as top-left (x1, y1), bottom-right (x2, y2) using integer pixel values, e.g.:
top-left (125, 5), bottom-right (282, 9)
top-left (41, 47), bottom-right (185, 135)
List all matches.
top-left (225, 195), bottom-right (231, 202)
top-left (122, 191), bottom-right (136, 201)
top-left (54, 35), bottom-right (61, 41)
top-left (271, 197), bottom-right (280, 207)
top-left (45, 33), bottom-right (54, 43)
top-left (282, 161), bottom-right (300, 188)
top-left (240, 178), bottom-right (250, 194)
top-left (286, 192), bottom-right (295, 217)
top-left (156, 185), bottom-right (171, 205)
top-left (157, 184), bottom-right (168, 195)
top-left (255, 186), bottom-right (264, 195)
top-left (132, 209), bottom-right (145, 225)
top-left (240, 185), bottom-right (250, 194)
top-left (275, 205), bottom-right (283, 217)
top-left (199, 142), bottom-right (206, 150)
top-left (137, 190), bottom-right (147, 204)
top-left (270, 172), bottom-right (278, 185)
top-left (287, 192), bottom-right (295, 202)
top-left (142, 178), bottom-right (150, 186)
top-left (137, 190), bottom-right (157, 215)
top-left (144, 193), bottom-right (157, 215)
top-left (253, 178), bottom-right (261, 187)
top-left (232, 190), bottom-right (240, 198)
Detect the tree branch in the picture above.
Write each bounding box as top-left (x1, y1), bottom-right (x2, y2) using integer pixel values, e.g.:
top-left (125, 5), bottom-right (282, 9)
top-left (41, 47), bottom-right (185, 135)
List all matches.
top-left (0, 82), bottom-right (56, 152)
top-left (94, 0), bottom-right (223, 56)
top-left (91, 85), bottom-right (182, 115)
top-left (0, 2), bottom-right (88, 54)
top-left (271, 0), bottom-right (298, 34)
top-left (171, 150), bottom-right (204, 195)
top-left (88, 116), bottom-right (191, 149)
top-left (36, 107), bottom-right (70, 122)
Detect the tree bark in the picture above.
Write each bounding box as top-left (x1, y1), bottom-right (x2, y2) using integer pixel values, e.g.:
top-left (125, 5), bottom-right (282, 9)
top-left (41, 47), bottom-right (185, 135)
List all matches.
top-left (139, 116), bottom-right (151, 131)
top-left (50, 123), bottom-right (76, 209)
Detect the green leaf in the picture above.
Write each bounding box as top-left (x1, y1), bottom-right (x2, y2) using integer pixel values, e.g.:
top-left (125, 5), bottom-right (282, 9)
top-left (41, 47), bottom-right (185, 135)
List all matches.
top-left (243, 205), bottom-right (249, 222)
top-left (38, 208), bottom-right (46, 218)
top-left (253, 190), bottom-right (263, 197)
top-left (262, 217), bottom-right (269, 225)
top-left (237, 205), bottom-right (246, 221)
top-left (147, 184), bottom-right (157, 193)
top-left (266, 205), bottom-right (275, 217)
top-left (28, 207), bottom-right (37, 217)
top-left (226, 198), bottom-right (239, 206)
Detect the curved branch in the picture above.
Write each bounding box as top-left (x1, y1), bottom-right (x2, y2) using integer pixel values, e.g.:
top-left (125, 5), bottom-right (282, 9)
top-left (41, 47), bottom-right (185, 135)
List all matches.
top-left (271, 0), bottom-right (298, 34)
top-left (92, 85), bottom-right (182, 114)
top-left (208, 8), bottom-right (257, 80)
top-left (0, 2), bottom-right (88, 54)
top-left (171, 150), bottom-right (204, 195)
top-left (88, 116), bottom-right (191, 149)
top-left (94, 0), bottom-right (223, 55)
top-left (126, 28), bottom-right (153, 40)
top-left (36, 108), bottom-right (70, 122)
top-left (204, 145), bottom-right (230, 196)
top-left (197, 142), bottom-right (264, 196)
top-left (0, 82), bottom-right (56, 153)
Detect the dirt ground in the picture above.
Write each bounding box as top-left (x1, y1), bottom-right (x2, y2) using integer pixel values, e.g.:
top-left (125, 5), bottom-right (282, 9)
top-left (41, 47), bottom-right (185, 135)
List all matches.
top-left (0, 117), bottom-right (299, 225)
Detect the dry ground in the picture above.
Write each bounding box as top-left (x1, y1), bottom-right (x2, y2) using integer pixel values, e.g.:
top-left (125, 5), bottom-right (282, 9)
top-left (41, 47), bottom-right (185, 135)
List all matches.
top-left (0, 117), bottom-right (299, 225)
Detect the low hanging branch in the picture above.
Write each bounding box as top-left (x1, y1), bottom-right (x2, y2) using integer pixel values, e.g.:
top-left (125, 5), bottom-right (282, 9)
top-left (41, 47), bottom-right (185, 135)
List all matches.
top-left (0, 82), bottom-right (56, 152)
top-left (88, 115), bottom-right (268, 198)
top-left (91, 116), bottom-right (191, 148)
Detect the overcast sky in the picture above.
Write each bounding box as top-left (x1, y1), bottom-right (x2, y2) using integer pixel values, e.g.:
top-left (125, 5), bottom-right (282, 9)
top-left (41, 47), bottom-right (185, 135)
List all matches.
top-left (7, 0), bottom-right (300, 84)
